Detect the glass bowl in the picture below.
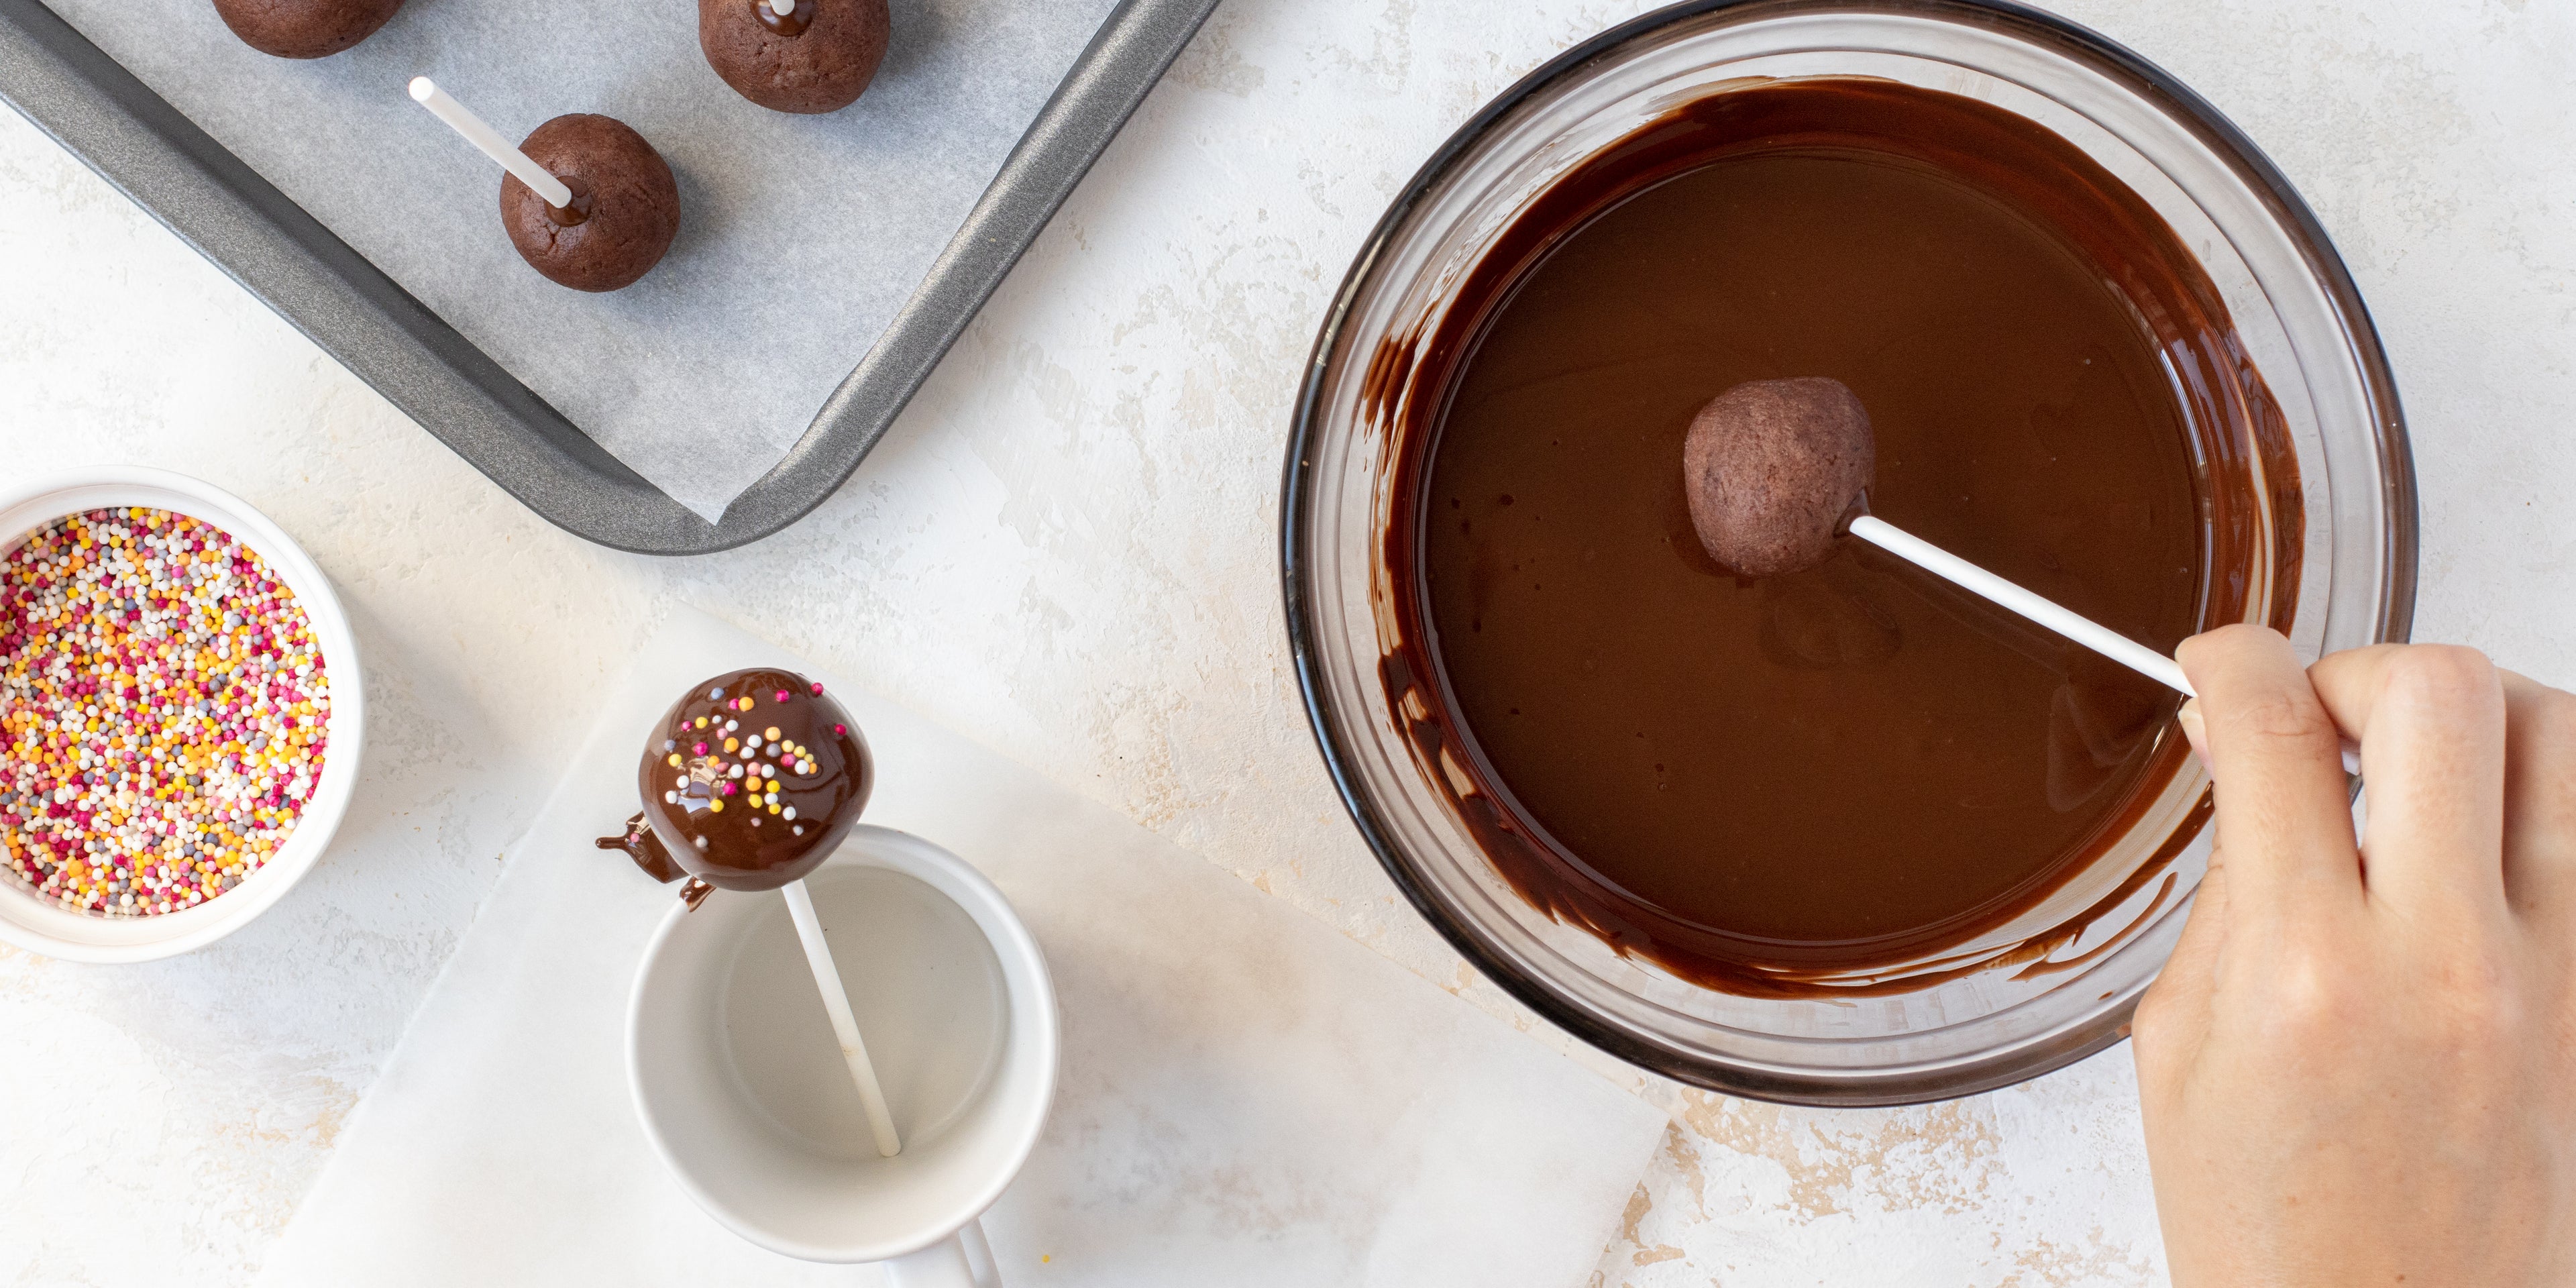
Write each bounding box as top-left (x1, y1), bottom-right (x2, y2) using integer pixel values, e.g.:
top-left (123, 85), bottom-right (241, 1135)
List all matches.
top-left (1282, 0), bottom-right (2416, 1104)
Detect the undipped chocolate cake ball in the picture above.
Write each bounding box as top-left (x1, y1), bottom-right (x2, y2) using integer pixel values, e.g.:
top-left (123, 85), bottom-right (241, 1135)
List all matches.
top-left (211, 0), bottom-right (405, 60)
top-left (699, 0), bottom-right (892, 115)
top-left (1682, 376), bottom-right (1877, 578)
top-left (597, 669), bottom-right (873, 908)
top-left (500, 114), bottom-right (682, 293)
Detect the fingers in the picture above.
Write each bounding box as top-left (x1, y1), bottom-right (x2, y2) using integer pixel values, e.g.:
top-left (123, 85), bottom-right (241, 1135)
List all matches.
top-left (2175, 625), bottom-right (2362, 923)
top-left (2498, 669), bottom-right (2576, 922)
top-left (2308, 645), bottom-right (2508, 921)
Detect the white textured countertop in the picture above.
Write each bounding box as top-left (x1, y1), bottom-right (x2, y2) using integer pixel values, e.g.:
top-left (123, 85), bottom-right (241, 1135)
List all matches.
top-left (2, 1), bottom-right (2570, 1284)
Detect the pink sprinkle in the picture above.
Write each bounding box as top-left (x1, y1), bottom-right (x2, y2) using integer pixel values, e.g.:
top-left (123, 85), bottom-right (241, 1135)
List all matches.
top-left (694, 743), bottom-right (708, 755)
top-left (809, 682), bottom-right (824, 695)
top-left (833, 724), bottom-right (847, 737)
top-left (774, 689), bottom-right (790, 702)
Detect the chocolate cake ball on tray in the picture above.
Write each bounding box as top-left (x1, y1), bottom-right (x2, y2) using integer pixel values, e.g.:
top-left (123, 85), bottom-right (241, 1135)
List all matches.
top-left (213, 0), bottom-right (405, 60)
top-left (700, 0), bottom-right (892, 115)
top-left (502, 114), bottom-right (683, 294)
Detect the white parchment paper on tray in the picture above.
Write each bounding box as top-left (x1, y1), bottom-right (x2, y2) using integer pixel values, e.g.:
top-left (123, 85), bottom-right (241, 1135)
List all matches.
top-left (46, 0), bottom-right (1118, 519)
top-left (253, 608), bottom-right (1666, 1287)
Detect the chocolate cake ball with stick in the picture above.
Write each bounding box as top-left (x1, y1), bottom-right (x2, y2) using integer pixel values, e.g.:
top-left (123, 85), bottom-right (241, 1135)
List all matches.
top-left (409, 78), bottom-right (682, 292)
top-left (700, 0), bottom-right (892, 115)
top-left (1681, 376), bottom-right (1876, 578)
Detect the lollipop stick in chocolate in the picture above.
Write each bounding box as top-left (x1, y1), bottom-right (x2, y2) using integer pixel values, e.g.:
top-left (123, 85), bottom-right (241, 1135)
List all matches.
top-left (783, 879), bottom-right (903, 1157)
top-left (1684, 378), bottom-right (2360, 773)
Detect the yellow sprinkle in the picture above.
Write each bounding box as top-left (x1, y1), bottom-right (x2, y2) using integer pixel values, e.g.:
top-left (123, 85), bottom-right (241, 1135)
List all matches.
top-left (694, 716), bottom-right (708, 729)
top-left (763, 727), bottom-right (780, 741)
top-left (666, 753), bottom-right (682, 767)
top-left (709, 800), bottom-right (724, 814)
top-left (737, 696), bottom-right (754, 711)
top-left (767, 802), bottom-right (780, 814)
top-left (724, 738), bottom-right (739, 753)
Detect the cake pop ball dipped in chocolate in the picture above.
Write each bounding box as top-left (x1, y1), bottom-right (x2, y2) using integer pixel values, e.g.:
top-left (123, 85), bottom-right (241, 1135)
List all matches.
top-left (1682, 376), bottom-right (1876, 577)
top-left (502, 115), bottom-right (682, 292)
top-left (700, 0), bottom-right (891, 114)
top-left (597, 669), bottom-right (871, 906)
top-left (213, 0), bottom-right (404, 59)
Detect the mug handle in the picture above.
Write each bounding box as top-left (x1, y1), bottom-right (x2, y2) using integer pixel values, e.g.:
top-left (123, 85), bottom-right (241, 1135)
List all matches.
top-left (886, 1217), bottom-right (1002, 1288)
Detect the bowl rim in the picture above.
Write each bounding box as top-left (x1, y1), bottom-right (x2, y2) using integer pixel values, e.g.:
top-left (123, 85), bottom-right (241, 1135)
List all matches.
top-left (1279, 0), bottom-right (2419, 1105)
top-left (0, 466), bottom-right (366, 963)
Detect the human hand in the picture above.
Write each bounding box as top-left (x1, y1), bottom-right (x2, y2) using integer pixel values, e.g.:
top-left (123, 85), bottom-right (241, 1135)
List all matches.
top-left (2134, 625), bottom-right (2576, 1286)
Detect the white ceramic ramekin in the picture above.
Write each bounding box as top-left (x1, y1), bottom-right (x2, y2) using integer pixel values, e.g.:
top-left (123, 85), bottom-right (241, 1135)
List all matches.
top-left (0, 468), bottom-right (364, 962)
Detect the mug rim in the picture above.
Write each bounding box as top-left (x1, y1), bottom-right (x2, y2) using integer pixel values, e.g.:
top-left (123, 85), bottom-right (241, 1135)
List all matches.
top-left (624, 823), bottom-right (1061, 1263)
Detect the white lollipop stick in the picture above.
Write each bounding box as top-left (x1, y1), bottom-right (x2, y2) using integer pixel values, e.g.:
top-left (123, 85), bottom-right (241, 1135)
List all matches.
top-left (782, 879), bottom-right (903, 1157)
top-left (1848, 515), bottom-right (2363, 775)
top-left (407, 76), bottom-right (575, 210)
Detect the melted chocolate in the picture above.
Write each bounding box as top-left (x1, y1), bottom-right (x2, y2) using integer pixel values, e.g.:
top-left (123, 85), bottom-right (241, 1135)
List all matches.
top-left (754, 0), bottom-right (817, 36)
top-left (1381, 79), bottom-right (2300, 994)
top-left (542, 172), bottom-right (594, 228)
top-left (596, 669), bottom-right (871, 901)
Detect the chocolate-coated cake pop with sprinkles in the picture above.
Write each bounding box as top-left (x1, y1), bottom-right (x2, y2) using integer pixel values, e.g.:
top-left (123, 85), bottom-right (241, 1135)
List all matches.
top-left (597, 668), bottom-right (869, 908)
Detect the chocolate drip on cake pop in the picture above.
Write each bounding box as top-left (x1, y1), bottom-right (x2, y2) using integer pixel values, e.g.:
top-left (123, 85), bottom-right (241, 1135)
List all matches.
top-left (213, 0), bottom-right (405, 60)
top-left (1682, 377), bottom-right (1876, 578)
top-left (700, 0), bottom-right (891, 115)
top-left (502, 115), bottom-right (681, 292)
top-left (595, 669), bottom-right (871, 905)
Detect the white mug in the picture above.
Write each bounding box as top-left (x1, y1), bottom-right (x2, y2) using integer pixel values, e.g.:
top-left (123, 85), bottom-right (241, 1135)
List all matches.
top-left (628, 825), bottom-right (1059, 1285)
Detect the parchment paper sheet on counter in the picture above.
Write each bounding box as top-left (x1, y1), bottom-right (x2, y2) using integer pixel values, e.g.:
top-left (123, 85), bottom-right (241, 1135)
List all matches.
top-left (48, 0), bottom-right (1118, 520)
top-left (254, 608), bottom-right (1666, 1287)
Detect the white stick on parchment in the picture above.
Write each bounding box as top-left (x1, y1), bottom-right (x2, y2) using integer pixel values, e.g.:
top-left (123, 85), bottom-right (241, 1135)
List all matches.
top-left (407, 76), bottom-right (574, 211)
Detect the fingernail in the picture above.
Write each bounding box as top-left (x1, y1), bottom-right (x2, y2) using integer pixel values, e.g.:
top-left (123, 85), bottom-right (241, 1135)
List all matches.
top-left (2177, 700), bottom-right (2208, 764)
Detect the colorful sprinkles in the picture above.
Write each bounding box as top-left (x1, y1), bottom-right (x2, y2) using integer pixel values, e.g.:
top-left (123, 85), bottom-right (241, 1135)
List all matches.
top-left (0, 508), bottom-right (331, 917)
top-left (657, 678), bottom-right (829, 833)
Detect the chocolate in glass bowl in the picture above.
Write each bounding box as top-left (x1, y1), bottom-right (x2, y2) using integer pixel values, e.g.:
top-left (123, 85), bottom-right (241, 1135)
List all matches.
top-left (1285, 1), bottom-right (2414, 1104)
top-left (1385, 76), bottom-right (2292, 995)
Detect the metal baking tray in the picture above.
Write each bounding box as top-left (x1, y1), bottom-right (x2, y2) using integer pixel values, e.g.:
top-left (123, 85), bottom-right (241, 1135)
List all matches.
top-left (0, 0), bottom-right (1218, 554)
